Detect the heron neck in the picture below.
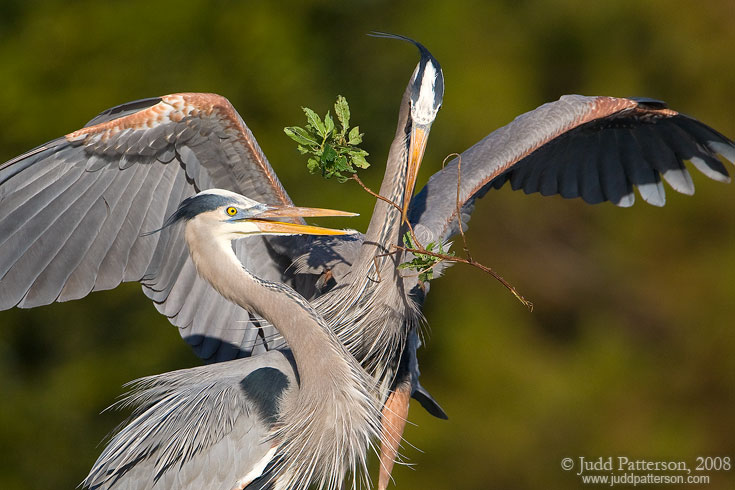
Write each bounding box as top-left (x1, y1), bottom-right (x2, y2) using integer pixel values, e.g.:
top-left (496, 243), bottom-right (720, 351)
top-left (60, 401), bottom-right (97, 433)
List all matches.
top-left (185, 226), bottom-right (350, 385)
top-left (358, 91), bottom-right (412, 275)
top-left (184, 223), bottom-right (379, 489)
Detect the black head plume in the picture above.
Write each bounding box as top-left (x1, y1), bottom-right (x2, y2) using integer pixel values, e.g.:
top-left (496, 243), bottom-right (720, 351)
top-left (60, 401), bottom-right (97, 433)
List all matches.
top-left (368, 31), bottom-right (444, 110)
top-left (142, 192), bottom-right (233, 236)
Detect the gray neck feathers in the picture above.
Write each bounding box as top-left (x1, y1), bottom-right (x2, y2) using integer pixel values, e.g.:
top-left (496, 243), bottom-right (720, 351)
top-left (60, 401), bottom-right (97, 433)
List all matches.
top-left (184, 222), bottom-right (380, 490)
top-left (361, 85), bottom-right (413, 273)
top-left (315, 86), bottom-right (424, 397)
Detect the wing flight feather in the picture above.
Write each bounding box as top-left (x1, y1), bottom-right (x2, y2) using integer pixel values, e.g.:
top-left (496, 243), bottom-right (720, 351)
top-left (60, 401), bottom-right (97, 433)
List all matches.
top-left (0, 93), bottom-right (307, 362)
top-left (410, 95), bottom-right (735, 247)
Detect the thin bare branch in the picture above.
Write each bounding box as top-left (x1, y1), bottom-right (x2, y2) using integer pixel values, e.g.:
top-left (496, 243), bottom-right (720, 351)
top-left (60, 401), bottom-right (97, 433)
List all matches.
top-left (393, 245), bottom-right (533, 311)
top-left (350, 173), bottom-right (424, 249)
top-left (350, 174), bottom-right (402, 214)
top-left (442, 153), bottom-right (472, 261)
top-left (370, 249), bottom-right (403, 284)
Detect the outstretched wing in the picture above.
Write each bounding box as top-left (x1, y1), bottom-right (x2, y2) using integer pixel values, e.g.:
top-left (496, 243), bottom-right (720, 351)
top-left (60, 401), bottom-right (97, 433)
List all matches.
top-left (409, 95), bottom-right (735, 247)
top-left (0, 93), bottom-right (300, 362)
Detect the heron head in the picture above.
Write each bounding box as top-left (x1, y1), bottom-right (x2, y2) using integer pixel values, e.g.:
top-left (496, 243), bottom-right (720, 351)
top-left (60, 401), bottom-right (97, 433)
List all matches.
top-left (159, 189), bottom-right (357, 239)
top-left (404, 46), bottom-right (443, 217)
top-left (369, 32), bottom-right (444, 219)
top-left (407, 45), bottom-right (444, 127)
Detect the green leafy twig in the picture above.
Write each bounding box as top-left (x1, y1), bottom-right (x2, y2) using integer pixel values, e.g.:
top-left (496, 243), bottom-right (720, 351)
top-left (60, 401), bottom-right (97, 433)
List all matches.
top-left (397, 232), bottom-right (454, 282)
top-left (284, 95), bottom-right (370, 183)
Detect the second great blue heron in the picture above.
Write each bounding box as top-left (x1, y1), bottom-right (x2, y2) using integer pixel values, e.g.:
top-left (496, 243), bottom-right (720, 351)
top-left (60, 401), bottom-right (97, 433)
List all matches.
top-left (83, 189), bottom-right (381, 490)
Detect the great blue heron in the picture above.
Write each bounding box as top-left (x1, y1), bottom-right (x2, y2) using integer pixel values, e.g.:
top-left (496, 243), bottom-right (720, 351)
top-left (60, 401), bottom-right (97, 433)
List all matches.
top-left (80, 188), bottom-right (380, 489)
top-left (0, 33), bottom-right (449, 489)
top-left (1, 33), bottom-right (734, 488)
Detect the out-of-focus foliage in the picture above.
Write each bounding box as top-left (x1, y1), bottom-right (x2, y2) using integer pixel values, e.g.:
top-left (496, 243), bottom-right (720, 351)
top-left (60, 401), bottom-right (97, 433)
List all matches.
top-left (0, 1), bottom-right (733, 489)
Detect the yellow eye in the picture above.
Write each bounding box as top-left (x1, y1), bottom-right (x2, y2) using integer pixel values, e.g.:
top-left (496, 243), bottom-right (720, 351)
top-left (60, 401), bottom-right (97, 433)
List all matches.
top-left (226, 206), bottom-right (238, 216)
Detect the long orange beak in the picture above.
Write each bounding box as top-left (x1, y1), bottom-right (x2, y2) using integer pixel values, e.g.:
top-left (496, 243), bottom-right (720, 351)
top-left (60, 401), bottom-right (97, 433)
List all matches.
top-left (249, 205), bottom-right (358, 236)
top-left (403, 123), bottom-right (432, 221)
top-left (256, 206), bottom-right (358, 219)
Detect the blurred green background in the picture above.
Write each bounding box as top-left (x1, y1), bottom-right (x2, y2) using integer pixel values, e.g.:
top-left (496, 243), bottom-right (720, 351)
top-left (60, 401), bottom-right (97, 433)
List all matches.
top-left (0, 1), bottom-right (734, 489)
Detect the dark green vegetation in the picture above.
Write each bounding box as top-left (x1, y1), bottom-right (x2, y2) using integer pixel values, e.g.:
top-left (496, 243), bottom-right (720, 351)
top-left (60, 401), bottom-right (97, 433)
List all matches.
top-left (0, 1), bottom-right (733, 489)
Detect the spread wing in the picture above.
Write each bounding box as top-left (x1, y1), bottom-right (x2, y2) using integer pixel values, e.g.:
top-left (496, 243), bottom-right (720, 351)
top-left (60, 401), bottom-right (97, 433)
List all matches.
top-left (409, 95), bottom-right (735, 249)
top-left (0, 93), bottom-right (303, 362)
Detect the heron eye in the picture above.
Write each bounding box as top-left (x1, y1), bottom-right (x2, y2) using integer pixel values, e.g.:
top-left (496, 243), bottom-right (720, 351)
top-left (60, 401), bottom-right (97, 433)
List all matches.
top-left (226, 206), bottom-right (238, 216)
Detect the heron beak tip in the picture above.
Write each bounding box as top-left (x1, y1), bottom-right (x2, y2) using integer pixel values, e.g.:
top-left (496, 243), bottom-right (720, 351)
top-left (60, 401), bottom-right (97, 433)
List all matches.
top-left (256, 206), bottom-right (358, 219)
top-left (250, 205), bottom-right (358, 236)
top-left (251, 220), bottom-right (354, 236)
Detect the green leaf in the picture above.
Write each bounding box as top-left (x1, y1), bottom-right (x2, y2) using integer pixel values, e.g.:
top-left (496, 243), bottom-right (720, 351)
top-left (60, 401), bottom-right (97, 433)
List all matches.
top-left (307, 157), bottom-right (320, 173)
top-left (321, 144), bottom-right (338, 164)
top-left (303, 107), bottom-right (326, 137)
top-left (284, 126), bottom-right (319, 146)
top-left (348, 126), bottom-right (362, 145)
top-left (338, 157), bottom-right (355, 175)
top-left (403, 231), bottom-right (416, 249)
top-left (335, 95), bottom-right (350, 131)
top-left (324, 112), bottom-right (335, 136)
top-left (351, 152), bottom-right (369, 169)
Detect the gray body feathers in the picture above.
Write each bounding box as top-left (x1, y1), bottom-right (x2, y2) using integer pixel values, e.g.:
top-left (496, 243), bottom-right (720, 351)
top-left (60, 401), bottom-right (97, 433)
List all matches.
top-left (85, 352), bottom-right (294, 490)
